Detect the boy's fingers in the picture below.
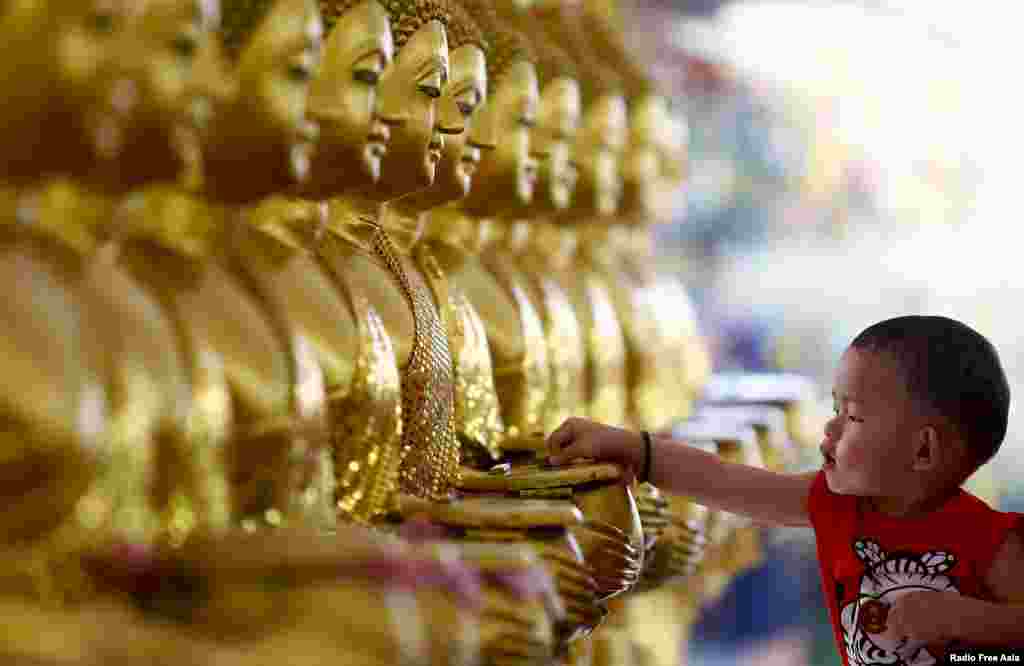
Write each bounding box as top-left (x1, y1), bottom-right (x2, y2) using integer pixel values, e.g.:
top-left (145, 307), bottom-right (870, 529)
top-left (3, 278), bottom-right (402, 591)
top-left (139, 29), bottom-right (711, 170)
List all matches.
top-left (548, 440), bottom-right (590, 465)
top-left (547, 418), bottom-right (578, 454)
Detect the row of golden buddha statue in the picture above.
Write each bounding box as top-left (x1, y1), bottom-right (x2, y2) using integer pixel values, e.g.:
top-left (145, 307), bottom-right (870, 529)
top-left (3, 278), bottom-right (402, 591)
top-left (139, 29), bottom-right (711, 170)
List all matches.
top-left (0, 0), bottom-right (823, 664)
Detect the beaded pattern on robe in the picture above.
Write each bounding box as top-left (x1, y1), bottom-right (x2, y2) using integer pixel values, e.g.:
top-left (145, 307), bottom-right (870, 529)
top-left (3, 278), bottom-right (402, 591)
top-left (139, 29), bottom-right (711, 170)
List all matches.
top-left (415, 245), bottom-right (505, 463)
top-left (328, 290), bottom-right (403, 524)
top-left (367, 224), bottom-right (458, 500)
top-left (481, 253), bottom-right (551, 444)
top-left (576, 272), bottom-right (628, 428)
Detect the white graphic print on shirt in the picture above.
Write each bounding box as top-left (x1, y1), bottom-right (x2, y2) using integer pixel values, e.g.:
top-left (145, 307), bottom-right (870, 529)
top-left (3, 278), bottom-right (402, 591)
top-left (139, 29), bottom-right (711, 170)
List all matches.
top-left (839, 539), bottom-right (959, 666)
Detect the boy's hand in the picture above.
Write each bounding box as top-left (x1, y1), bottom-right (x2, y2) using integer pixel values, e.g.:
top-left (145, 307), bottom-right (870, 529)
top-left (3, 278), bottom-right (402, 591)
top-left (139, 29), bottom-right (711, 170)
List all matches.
top-left (883, 590), bottom-right (957, 652)
top-left (546, 418), bottom-right (644, 479)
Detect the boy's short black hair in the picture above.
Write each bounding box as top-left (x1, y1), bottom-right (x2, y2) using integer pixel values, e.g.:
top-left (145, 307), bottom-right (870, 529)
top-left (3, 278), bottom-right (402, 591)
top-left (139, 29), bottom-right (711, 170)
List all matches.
top-left (851, 316), bottom-right (1010, 472)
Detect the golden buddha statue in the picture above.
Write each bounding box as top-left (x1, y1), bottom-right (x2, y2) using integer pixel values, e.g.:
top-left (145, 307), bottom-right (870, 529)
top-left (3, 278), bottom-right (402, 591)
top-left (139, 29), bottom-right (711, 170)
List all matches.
top-left (209, 2), bottom-right (564, 660)
top-left (0, 244), bottom-right (108, 601)
top-left (484, 1), bottom-right (587, 446)
top-left (115, 0), bottom-right (334, 535)
top-left (312, 0), bottom-right (462, 505)
top-left (231, 0), bottom-right (404, 527)
top-left (387, 0), bottom-right (641, 619)
top-left (0, 2), bottom-right (230, 612)
top-left (322, 1), bottom-right (605, 650)
top-left (302, 12), bottom-right (611, 644)
top-left (528, 0), bottom-right (628, 433)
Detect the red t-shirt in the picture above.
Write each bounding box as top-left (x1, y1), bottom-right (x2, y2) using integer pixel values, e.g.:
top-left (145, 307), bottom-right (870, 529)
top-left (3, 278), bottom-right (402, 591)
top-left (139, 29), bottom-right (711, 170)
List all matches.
top-left (806, 470), bottom-right (1022, 666)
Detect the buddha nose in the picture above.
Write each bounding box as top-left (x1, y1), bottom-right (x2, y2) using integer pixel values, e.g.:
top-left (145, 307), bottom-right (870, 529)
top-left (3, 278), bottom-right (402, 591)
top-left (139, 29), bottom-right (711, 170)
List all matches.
top-left (107, 78), bottom-right (139, 117)
top-left (368, 119), bottom-right (391, 144)
top-left (523, 155), bottom-right (539, 180)
top-left (299, 118), bottom-right (320, 143)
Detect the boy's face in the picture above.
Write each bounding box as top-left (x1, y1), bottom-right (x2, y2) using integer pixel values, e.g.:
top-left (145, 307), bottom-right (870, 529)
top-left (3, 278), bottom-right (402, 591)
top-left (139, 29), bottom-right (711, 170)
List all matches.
top-left (821, 347), bottom-right (927, 496)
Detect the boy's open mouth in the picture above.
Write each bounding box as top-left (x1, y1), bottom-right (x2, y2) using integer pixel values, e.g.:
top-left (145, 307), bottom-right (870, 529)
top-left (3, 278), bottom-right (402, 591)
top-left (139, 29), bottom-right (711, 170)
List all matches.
top-left (823, 452), bottom-right (836, 467)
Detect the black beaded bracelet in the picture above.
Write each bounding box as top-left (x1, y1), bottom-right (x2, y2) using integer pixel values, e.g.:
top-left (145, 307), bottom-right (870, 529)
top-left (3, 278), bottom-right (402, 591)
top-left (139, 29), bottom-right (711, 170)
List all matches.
top-left (640, 430), bottom-right (653, 484)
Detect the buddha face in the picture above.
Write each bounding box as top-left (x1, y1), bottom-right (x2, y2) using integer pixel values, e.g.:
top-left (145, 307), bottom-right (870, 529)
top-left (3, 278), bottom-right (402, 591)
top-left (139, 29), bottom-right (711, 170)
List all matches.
top-left (185, 26), bottom-right (237, 134)
top-left (0, 0), bottom-right (139, 182)
top-left (531, 76), bottom-right (580, 212)
top-left (90, 0), bottom-right (219, 191)
top-left (620, 94), bottom-right (669, 220)
top-left (402, 43), bottom-right (486, 210)
top-left (371, 20), bottom-right (449, 201)
top-left (304, 0), bottom-right (394, 197)
top-left (570, 93), bottom-right (626, 218)
top-left (460, 59), bottom-right (539, 217)
top-left (202, 0), bottom-right (322, 203)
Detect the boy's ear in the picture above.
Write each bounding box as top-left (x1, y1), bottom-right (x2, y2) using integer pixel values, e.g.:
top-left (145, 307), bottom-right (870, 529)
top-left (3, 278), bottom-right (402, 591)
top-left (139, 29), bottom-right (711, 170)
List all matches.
top-left (911, 425), bottom-right (942, 471)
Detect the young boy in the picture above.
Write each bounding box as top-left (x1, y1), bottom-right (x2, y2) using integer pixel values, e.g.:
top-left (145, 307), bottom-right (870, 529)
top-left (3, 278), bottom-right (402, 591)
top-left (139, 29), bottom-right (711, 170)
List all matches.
top-left (547, 316), bottom-right (1023, 665)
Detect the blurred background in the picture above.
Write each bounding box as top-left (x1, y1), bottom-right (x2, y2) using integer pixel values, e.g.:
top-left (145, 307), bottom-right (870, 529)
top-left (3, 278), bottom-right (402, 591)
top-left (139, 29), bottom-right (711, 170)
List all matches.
top-left (618, 1), bottom-right (1024, 663)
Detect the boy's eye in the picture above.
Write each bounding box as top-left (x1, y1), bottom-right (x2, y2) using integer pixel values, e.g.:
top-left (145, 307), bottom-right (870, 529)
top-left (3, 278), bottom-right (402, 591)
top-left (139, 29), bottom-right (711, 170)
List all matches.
top-left (848, 415), bottom-right (863, 423)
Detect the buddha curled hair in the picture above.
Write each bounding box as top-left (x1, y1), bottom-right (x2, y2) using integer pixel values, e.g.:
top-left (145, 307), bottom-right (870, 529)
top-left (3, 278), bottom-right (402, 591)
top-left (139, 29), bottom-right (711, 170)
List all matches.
top-left (320, 0), bottom-right (377, 33)
top-left (581, 11), bottom-right (653, 98)
top-left (458, 0), bottom-right (533, 88)
top-left (531, 3), bottom-right (622, 104)
top-left (446, 2), bottom-right (486, 53)
top-left (496, 6), bottom-right (575, 87)
top-left (378, 0), bottom-right (449, 52)
top-left (220, 0), bottom-right (276, 58)
top-left (523, 21), bottom-right (576, 87)
top-left (488, 27), bottom-right (533, 87)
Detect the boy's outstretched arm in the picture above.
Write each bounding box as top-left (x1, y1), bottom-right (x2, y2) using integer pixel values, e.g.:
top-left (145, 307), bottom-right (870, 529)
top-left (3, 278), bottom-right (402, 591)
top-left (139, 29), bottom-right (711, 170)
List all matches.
top-left (547, 417), bottom-right (816, 528)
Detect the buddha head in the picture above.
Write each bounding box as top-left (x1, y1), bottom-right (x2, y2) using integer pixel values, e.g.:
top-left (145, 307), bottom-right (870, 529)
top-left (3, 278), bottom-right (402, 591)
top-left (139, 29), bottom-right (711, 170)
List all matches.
top-left (364, 0), bottom-right (451, 202)
top-left (86, 0), bottom-right (222, 193)
top-left (532, 1), bottom-right (625, 220)
top-left (513, 14), bottom-right (578, 213)
top-left (0, 0), bottom-right (146, 184)
top-left (201, 0), bottom-right (322, 204)
top-left (458, 0), bottom-right (538, 218)
top-left (300, 0), bottom-right (394, 198)
top-left (391, 2), bottom-right (487, 212)
top-left (581, 8), bottom-right (673, 223)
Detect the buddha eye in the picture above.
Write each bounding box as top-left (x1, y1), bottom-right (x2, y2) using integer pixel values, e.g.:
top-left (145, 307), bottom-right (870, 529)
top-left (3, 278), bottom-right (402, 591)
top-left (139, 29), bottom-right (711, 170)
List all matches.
top-left (418, 84), bottom-right (442, 99)
top-left (90, 11), bottom-right (116, 34)
top-left (457, 101), bottom-right (474, 117)
top-left (288, 63), bottom-right (312, 82)
top-left (354, 70), bottom-right (380, 85)
top-left (172, 34), bottom-right (198, 59)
